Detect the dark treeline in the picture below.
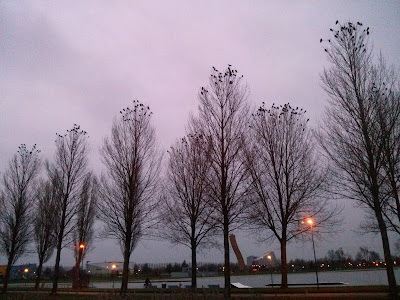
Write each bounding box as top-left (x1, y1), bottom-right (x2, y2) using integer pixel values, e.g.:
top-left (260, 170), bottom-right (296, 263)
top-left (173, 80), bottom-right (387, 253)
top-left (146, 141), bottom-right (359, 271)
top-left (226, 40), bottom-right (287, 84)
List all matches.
top-left (0, 21), bottom-right (399, 300)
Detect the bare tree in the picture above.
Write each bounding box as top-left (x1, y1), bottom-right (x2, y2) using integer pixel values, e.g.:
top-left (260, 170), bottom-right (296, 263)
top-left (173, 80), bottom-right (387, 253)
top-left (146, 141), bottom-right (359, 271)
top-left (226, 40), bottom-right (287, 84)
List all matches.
top-left (99, 100), bottom-right (161, 295)
top-left (355, 246), bottom-right (380, 263)
top-left (72, 173), bottom-right (98, 288)
top-left (245, 103), bottom-right (339, 288)
top-left (160, 132), bottom-right (218, 288)
top-left (196, 65), bottom-right (249, 299)
top-left (377, 79), bottom-right (400, 232)
top-left (319, 21), bottom-right (398, 296)
top-left (33, 179), bottom-right (59, 290)
top-left (0, 144), bottom-right (41, 293)
top-left (48, 124), bottom-right (89, 294)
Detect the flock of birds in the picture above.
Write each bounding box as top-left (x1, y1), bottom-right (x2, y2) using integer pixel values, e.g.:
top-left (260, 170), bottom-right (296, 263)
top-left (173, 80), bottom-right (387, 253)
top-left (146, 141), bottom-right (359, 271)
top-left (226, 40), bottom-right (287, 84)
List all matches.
top-left (17, 143), bottom-right (41, 155)
top-left (54, 124), bottom-right (88, 142)
top-left (208, 65), bottom-right (244, 86)
top-left (253, 103), bottom-right (309, 129)
top-left (119, 100), bottom-right (153, 122)
top-left (320, 21), bottom-right (369, 53)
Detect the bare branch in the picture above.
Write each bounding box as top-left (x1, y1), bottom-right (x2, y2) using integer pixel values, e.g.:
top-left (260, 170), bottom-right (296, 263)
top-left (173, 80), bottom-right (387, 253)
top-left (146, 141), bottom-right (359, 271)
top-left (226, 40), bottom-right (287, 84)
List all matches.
top-left (0, 144), bottom-right (41, 292)
top-left (49, 124), bottom-right (89, 294)
top-left (318, 21), bottom-right (399, 295)
top-left (159, 130), bottom-right (219, 288)
top-left (71, 172), bottom-right (98, 288)
top-left (33, 178), bottom-right (59, 289)
top-left (196, 65), bottom-right (250, 298)
top-left (98, 100), bottom-right (161, 294)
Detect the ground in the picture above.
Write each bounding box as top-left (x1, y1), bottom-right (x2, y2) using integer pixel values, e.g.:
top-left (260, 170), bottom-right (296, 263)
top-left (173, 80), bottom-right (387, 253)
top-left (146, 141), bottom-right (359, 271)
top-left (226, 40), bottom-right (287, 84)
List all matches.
top-left (0, 286), bottom-right (397, 299)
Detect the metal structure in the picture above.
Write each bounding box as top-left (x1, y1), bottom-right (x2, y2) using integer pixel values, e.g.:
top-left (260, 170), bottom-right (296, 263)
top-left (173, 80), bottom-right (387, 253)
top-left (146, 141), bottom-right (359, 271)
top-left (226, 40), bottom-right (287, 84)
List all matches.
top-left (229, 234), bottom-right (245, 271)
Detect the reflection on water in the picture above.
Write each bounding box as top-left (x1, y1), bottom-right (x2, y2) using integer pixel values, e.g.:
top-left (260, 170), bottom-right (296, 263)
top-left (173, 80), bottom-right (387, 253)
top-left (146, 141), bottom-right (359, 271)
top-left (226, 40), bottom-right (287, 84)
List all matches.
top-left (90, 268), bottom-right (400, 289)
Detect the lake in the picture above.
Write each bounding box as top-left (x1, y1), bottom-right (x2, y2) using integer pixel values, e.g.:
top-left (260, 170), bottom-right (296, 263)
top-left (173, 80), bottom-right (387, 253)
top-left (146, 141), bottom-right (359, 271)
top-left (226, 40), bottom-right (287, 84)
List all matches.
top-left (5, 268), bottom-right (400, 289)
top-left (89, 268), bottom-right (400, 289)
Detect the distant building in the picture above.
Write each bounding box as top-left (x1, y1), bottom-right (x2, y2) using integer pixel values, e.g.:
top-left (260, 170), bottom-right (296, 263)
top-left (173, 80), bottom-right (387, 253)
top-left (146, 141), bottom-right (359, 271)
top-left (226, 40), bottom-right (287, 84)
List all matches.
top-left (86, 262), bottom-right (134, 276)
top-left (247, 256), bottom-right (258, 266)
top-left (171, 265), bottom-right (217, 278)
top-left (247, 252), bottom-right (278, 268)
top-left (0, 263), bottom-right (37, 281)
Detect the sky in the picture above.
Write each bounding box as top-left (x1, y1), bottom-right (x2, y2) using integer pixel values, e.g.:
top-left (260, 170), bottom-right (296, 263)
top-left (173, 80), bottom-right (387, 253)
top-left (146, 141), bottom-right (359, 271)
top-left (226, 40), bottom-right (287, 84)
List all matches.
top-left (1, 1), bottom-right (400, 268)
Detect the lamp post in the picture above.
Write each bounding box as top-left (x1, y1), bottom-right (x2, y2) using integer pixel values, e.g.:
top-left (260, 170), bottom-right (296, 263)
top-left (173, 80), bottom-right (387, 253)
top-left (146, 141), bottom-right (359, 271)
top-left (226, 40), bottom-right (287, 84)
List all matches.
top-left (24, 268), bottom-right (29, 287)
top-left (79, 244), bottom-right (85, 285)
top-left (307, 219), bottom-right (319, 289)
top-left (267, 255), bottom-right (273, 288)
top-left (87, 261), bottom-right (90, 279)
top-left (79, 244), bottom-right (85, 270)
top-left (112, 264), bottom-right (117, 288)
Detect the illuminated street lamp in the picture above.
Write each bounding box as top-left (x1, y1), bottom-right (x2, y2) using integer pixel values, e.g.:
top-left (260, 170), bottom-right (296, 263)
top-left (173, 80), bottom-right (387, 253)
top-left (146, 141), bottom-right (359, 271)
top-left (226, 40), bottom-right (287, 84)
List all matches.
top-left (267, 255), bottom-right (273, 288)
top-left (307, 218), bottom-right (319, 289)
top-left (79, 244), bottom-right (85, 271)
top-left (112, 264), bottom-right (117, 288)
top-left (79, 243), bottom-right (85, 287)
top-left (23, 268), bottom-right (29, 287)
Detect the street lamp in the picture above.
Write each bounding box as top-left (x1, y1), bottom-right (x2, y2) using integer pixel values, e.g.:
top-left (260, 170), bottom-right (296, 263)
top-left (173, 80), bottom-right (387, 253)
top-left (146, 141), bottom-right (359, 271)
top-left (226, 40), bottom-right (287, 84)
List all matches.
top-left (307, 218), bottom-right (319, 289)
top-left (79, 244), bottom-right (85, 270)
top-left (24, 268), bottom-right (29, 287)
top-left (112, 264), bottom-right (117, 288)
top-left (79, 243), bottom-right (85, 286)
top-left (267, 255), bottom-right (273, 288)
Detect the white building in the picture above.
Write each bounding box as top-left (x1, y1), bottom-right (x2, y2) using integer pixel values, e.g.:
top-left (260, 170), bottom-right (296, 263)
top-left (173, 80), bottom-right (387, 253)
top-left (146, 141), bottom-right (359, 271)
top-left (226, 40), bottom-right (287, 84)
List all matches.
top-left (247, 251), bottom-right (278, 267)
top-left (86, 262), bottom-right (134, 275)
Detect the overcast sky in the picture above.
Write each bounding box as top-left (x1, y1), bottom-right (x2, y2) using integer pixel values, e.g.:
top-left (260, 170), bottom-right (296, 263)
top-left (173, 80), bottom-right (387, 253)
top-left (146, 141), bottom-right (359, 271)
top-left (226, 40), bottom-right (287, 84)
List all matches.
top-left (1, 1), bottom-right (400, 268)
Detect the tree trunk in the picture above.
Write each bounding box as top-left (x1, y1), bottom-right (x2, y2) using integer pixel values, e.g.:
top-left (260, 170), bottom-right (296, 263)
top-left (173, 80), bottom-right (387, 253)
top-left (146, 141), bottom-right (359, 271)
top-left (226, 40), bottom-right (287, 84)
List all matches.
top-left (385, 154), bottom-right (400, 225)
top-left (120, 237), bottom-right (131, 294)
top-left (74, 260), bottom-right (79, 289)
top-left (191, 239), bottom-right (197, 289)
top-left (73, 249), bottom-right (82, 289)
top-left (52, 227), bottom-right (64, 294)
top-left (34, 259), bottom-right (44, 290)
top-left (359, 96), bottom-right (397, 298)
top-left (394, 190), bottom-right (400, 225)
top-left (1, 253), bottom-right (14, 294)
top-left (223, 214), bottom-right (231, 300)
top-left (389, 174), bottom-right (400, 225)
top-left (376, 207), bottom-right (398, 299)
top-left (280, 238), bottom-right (288, 289)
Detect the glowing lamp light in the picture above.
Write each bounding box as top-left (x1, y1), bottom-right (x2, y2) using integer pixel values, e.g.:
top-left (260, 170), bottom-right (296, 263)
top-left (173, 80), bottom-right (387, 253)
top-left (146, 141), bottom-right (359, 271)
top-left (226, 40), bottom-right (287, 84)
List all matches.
top-left (307, 219), bottom-right (313, 225)
top-left (79, 244), bottom-right (85, 249)
top-left (112, 264), bottom-right (117, 269)
top-left (267, 255), bottom-right (272, 260)
top-left (24, 268), bottom-right (29, 273)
